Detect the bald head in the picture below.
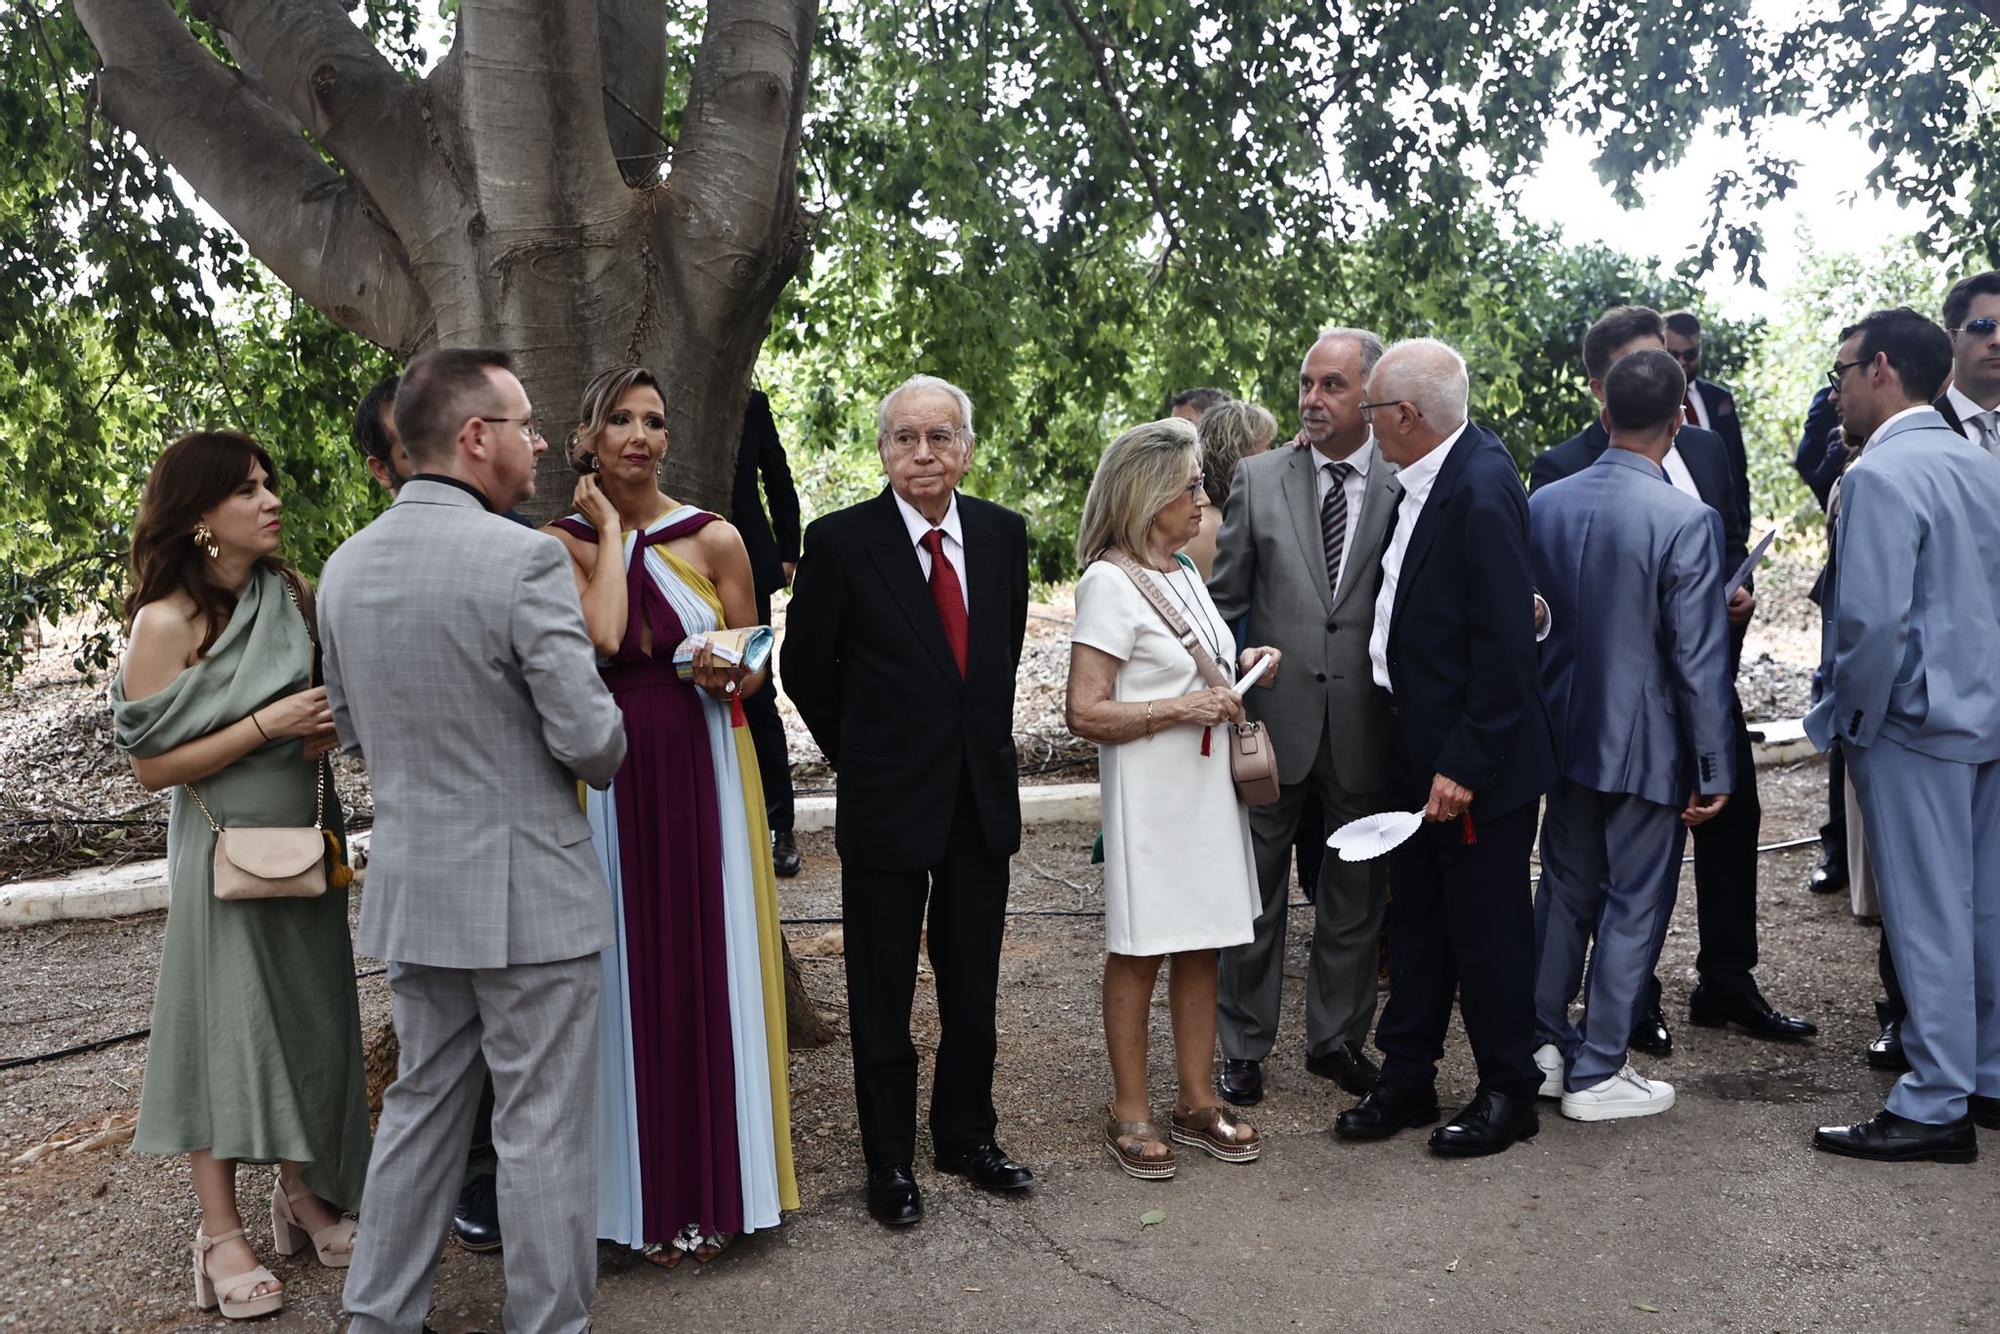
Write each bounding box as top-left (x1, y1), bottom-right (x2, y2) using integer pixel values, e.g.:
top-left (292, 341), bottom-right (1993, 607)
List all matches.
top-left (1364, 338), bottom-right (1470, 467)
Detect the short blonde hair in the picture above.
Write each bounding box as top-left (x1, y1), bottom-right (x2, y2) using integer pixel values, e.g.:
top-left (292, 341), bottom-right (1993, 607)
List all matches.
top-left (1196, 400), bottom-right (1277, 508)
top-left (1074, 417), bottom-right (1200, 568)
top-left (572, 364), bottom-right (665, 464)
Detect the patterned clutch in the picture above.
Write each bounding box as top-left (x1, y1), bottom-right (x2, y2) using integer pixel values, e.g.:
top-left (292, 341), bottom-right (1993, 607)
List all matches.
top-left (672, 625), bottom-right (774, 682)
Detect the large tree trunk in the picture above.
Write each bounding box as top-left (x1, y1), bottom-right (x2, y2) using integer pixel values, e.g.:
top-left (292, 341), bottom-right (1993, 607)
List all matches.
top-left (77, 0), bottom-right (828, 1033)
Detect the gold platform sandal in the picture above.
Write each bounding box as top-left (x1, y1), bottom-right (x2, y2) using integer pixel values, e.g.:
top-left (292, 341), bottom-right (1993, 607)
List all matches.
top-left (192, 1228), bottom-right (285, 1320)
top-left (271, 1175), bottom-right (357, 1268)
top-left (1104, 1106), bottom-right (1178, 1180)
top-left (1170, 1101), bottom-right (1262, 1163)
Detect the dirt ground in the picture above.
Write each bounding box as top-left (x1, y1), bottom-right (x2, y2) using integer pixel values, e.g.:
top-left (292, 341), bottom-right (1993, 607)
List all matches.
top-left (7, 752), bottom-right (1999, 1333)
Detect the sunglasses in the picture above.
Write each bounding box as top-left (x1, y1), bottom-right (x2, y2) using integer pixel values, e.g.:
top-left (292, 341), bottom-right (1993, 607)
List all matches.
top-left (1950, 317), bottom-right (2000, 337)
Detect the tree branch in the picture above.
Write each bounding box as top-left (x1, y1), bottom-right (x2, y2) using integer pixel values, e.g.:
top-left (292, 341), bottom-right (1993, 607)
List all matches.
top-left (188, 0), bottom-right (441, 244)
top-left (75, 0), bottom-right (430, 353)
top-left (599, 0), bottom-right (670, 183)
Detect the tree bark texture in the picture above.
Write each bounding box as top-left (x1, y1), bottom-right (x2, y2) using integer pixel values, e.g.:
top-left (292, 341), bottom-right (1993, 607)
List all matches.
top-left (77, 0), bottom-right (818, 520)
top-left (76, 0), bottom-right (826, 1033)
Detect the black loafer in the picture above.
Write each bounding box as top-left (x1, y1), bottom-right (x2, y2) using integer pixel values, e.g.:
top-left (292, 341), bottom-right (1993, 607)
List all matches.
top-left (1305, 1041), bottom-right (1381, 1096)
top-left (1218, 1058), bottom-right (1264, 1107)
top-left (451, 1174), bottom-right (502, 1253)
top-left (1429, 1089), bottom-right (1538, 1158)
top-left (1807, 853), bottom-right (1848, 895)
top-left (1866, 1020), bottom-right (1910, 1072)
top-left (1333, 1081), bottom-right (1440, 1141)
top-left (866, 1163), bottom-right (923, 1227)
top-left (771, 830), bottom-right (803, 878)
top-left (1812, 1110), bottom-right (1977, 1163)
top-left (1629, 997), bottom-right (1673, 1057)
top-left (1688, 983), bottom-right (1817, 1041)
top-left (1970, 1095), bottom-right (2000, 1131)
top-left (934, 1141), bottom-right (1034, 1193)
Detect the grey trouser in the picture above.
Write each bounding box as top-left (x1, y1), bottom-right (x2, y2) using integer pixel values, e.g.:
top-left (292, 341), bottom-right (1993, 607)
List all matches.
top-left (1219, 728), bottom-right (1386, 1060)
top-left (344, 954), bottom-right (600, 1334)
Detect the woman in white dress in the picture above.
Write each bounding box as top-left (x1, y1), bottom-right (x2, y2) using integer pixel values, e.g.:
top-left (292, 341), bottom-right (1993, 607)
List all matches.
top-left (1065, 417), bottom-right (1280, 1180)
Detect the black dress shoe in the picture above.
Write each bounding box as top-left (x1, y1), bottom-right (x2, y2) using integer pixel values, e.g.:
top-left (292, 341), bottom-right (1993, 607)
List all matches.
top-left (866, 1164), bottom-right (923, 1227)
top-left (1333, 1081), bottom-right (1440, 1141)
top-left (1866, 1020), bottom-right (1910, 1072)
top-left (935, 1141), bottom-right (1034, 1193)
top-left (1218, 1058), bottom-right (1264, 1107)
top-left (1305, 1041), bottom-right (1380, 1096)
top-left (1629, 997), bottom-right (1673, 1057)
top-left (1807, 852), bottom-right (1849, 895)
top-left (1971, 1095), bottom-right (2000, 1130)
top-left (1429, 1088), bottom-right (1539, 1158)
top-left (1688, 983), bottom-right (1817, 1041)
top-left (451, 1174), bottom-right (502, 1253)
top-left (1812, 1109), bottom-right (1977, 1163)
top-left (771, 830), bottom-right (803, 878)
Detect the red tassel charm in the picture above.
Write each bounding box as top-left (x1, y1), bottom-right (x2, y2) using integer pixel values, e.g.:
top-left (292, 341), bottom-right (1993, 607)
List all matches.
top-left (731, 692), bottom-right (747, 728)
top-left (1461, 811), bottom-right (1477, 845)
top-left (1200, 725), bottom-right (1212, 757)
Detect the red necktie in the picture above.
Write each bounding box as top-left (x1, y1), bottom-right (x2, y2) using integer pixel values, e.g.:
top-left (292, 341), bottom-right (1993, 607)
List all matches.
top-left (1682, 393), bottom-right (1698, 427)
top-left (922, 529), bottom-right (968, 677)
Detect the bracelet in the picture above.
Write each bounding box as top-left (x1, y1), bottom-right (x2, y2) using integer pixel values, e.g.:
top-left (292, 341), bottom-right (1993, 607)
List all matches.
top-left (251, 711), bottom-right (270, 741)
top-left (1144, 701), bottom-right (1155, 738)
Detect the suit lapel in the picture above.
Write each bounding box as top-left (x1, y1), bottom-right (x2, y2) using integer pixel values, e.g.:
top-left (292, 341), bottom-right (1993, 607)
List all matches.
top-left (1332, 458), bottom-right (1395, 612)
top-left (1389, 427), bottom-right (1478, 634)
top-left (865, 488), bottom-right (965, 688)
top-left (1282, 449), bottom-right (1334, 612)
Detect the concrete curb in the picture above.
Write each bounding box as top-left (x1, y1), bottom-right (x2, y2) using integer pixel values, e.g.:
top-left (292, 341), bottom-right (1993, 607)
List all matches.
top-left (2, 722), bottom-right (1821, 929)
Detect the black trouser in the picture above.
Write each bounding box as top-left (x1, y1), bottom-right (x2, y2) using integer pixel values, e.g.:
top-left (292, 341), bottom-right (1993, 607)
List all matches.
top-left (841, 781), bottom-right (1009, 1170)
top-left (462, 1075), bottom-right (495, 1186)
top-left (1295, 800), bottom-right (1326, 898)
top-left (1374, 801), bottom-right (1541, 1101)
top-left (746, 590), bottom-right (795, 834)
top-left (1821, 738), bottom-right (1848, 870)
top-left (1645, 706), bottom-right (1760, 1012)
top-left (1877, 928), bottom-right (1906, 1027)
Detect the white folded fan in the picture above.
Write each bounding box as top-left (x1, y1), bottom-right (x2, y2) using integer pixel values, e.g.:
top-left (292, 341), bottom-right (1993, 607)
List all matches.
top-left (1327, 810), bottom-right (1425, 862)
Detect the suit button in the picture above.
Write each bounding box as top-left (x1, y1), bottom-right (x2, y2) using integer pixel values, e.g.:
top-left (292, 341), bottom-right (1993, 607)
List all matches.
top-left (1326, 619), bottom-right (1338, 632)
top-left (1314, 672), bottom-right (1327, 683)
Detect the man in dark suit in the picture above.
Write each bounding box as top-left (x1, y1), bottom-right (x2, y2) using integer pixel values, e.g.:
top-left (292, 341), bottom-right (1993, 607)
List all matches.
top-left (1794, 386), bottom-right (1850, 899)
top-left (732, 387), bottom-right (806, 876)
top-left (1664, 310), bottom-right (1752, 542)
top-left (782, 374), bottom-right (1034, 1228)
top-left (1332, 338), bottom-right (1554, 1158)
top-left (1532, 307), bottom-right (1815, 1055)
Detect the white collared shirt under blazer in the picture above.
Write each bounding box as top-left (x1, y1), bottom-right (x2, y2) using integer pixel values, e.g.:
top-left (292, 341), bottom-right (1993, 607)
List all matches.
top-left (1072, 557), bottom-right (1258, 955)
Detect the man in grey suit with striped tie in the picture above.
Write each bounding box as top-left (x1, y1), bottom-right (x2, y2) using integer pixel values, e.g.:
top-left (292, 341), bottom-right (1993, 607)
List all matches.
top-left (1208, 328), bottom-right (1399, 1104)
top-left (323, 348), bottom-right (627, 1332)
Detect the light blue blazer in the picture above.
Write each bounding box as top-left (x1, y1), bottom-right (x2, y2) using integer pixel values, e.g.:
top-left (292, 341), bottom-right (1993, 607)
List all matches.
top-left (1528, 447), bottom-right (1736, 807)
top-left (1805, 408), bottom-right (2000, 763)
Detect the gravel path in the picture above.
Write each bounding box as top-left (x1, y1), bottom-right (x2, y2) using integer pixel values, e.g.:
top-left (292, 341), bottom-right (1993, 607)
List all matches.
top-left (6, 756), bottom-right (1997, 1332)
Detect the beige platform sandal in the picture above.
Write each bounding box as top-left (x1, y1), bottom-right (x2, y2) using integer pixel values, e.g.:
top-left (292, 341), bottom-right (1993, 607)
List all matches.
top-left (192, 1228), bottom-right (285, 1320)
top-left (271, 1176), bottom-right (357, 1268)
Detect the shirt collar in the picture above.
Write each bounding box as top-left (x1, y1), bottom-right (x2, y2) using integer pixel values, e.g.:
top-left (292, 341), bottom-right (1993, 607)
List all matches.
top-left (1946, 383), bottom-right (1998, 422)
top-left (407, 473), bottom-right (496, 511)
top-left (1309, 436), bottom-right (1375, 477)
top-left (1393, 420), bottom-right (1469, 496)
top-left (893, 488), bottom-right (963, 549)
top-left (1863, 404), bottom-right (1933, 453)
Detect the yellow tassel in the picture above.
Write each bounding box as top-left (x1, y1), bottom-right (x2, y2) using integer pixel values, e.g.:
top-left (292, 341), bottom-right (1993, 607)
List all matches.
top-left (324, 830), bottom-right (355, 890)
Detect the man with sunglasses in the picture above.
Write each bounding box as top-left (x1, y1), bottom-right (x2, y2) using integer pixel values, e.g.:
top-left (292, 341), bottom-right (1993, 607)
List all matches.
top-left (1809, 307), bottom-right (2000, 1162)
top-left (1939, 271), bottom-right (2000, 455)
top-left (1663, 312), bottom-right (1752, 544)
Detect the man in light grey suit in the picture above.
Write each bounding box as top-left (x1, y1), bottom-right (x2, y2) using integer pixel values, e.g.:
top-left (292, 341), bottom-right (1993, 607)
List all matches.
top-left (1808, 308), bottom-right (2000, 1164)
top-left (1208, 328), bottom-right (1398, 1103)
top-left (1527, 349), bottom-right (1734, 1123)
top-left (323, 348), bottom-right (627, 1331)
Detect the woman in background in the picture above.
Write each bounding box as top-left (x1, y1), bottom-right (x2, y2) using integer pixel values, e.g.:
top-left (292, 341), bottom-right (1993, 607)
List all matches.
top-left (1183, 400), bottom-right (1278, 577)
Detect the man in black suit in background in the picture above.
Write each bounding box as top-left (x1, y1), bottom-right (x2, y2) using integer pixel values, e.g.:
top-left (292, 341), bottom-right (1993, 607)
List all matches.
top-left (732, 386), bottom-right (806, 876)
top-left (782, 374), bottom-right (1035, 1228)
top-left (1535, 306), bottom-right (1816, 1056)
top-left (1332, 338), bottom-right (1554, 1158)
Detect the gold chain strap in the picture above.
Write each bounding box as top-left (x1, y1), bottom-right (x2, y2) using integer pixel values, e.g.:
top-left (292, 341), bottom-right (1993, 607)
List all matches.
top-left (182, 572), bottom-right (328, 834)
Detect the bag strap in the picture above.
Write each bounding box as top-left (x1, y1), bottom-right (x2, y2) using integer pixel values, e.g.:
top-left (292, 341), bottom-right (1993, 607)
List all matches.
top-left (185, 756), bottom-right (329, 834)
top-left (1099, 549), bottom-right (1234, 692)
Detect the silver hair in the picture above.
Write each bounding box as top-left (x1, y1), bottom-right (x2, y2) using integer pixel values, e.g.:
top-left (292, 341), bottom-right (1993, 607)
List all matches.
top-left (1371, 337), bottom-right (1469, 429)
top-left (876, 374), bottom-right (975, 440)
top-left (1313, 327), bottom-right (1387, 377)
top-left (1074, 417), bottom-right (1201, 568)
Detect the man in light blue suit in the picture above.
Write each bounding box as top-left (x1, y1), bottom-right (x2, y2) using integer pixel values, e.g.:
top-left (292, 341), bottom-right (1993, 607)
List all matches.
top-left (1808, 307), bottom-right (2000, 1163)
top-left (1528, 349), bottom-right (1735, 1122)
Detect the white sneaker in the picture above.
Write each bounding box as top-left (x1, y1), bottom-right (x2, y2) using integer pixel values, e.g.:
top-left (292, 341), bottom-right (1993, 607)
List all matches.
top-left (1560, 1064), bottom-right (1676, 1121)
top-left (1533, 1043), bottom-right (1564, 1100)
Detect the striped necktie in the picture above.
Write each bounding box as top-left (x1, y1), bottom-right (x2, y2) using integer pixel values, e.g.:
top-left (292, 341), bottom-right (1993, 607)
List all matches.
top-left (1320, 461), bottom-right (1352, 598)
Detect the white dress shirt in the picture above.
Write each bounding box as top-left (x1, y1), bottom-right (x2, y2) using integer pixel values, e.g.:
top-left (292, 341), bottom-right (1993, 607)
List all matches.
top-left (1310, 437), bottom-right (1375, 593)
top-left (893, 489), bottom-right (968, 611)
top-left (1945, 384), bottom-right (2000, 457)
top-left (1661, 444), bottom-right (1702, 501)
top-left (1370, 422), bottom-right (1470, 691)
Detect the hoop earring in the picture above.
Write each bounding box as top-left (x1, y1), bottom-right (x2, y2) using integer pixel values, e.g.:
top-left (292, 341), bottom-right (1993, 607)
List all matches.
top-left (192, 522), bottom-right (220, 559)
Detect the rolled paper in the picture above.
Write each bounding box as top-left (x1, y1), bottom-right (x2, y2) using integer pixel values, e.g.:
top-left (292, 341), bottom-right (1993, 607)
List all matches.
top-left (1231, 651), bottom-right (1274, 697)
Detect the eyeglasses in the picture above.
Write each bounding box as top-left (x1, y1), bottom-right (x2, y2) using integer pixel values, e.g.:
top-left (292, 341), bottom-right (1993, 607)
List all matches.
top-left (479, 415), bottom-right (545, 442)
top-left (1949, 317), bottom-right (2000, 337)
top-left (1183, 473), bottom-right (1207, 502)
top-left (1825, 359), bottom-right (1868, 391)
top-left (1669, 347), bottom-right (1701, 364)
top-left (885, 426), bottom-right (964, 453)
top-left (1356, 398), bottom-right (1418, 417)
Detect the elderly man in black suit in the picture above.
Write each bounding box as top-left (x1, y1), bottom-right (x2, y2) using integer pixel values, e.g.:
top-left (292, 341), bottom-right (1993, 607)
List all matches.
top-left (733, 386), bottom-right (806, 876)
top-left (1534, 306), bottom-right (1816, 1057)
top-left (782, 374), bottom-right (1034, 1228)
top-left (1332, 337), bottom-right (1555, 1158)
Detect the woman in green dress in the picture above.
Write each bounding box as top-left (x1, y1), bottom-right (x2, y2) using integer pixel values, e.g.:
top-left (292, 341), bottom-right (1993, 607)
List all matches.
top-left (111, 430), bottom-right (371, 1321)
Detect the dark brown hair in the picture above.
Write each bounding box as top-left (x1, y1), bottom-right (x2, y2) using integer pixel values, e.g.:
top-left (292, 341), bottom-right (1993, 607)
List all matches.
top-left (125, 430), bottom-right (307, 659)
top-left (1839, 307), bottom-right (1953, 404)
top-left (1583, 305), bottom-right (1665, 379)
top-left (393, 347), bottom-right (514, 467)
top-left (1604, 348), bottom-right (1687, 433)
top-left (1943, 270), bottom-right (2000, 330)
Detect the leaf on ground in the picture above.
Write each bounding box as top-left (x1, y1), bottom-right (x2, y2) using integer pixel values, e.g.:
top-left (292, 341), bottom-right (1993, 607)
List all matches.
top-left (1138, 1209), bottom-right (1167, 1228)
top-left (1445, 1257), bottom-right (1459, 1273)
top-left (1632, 1303), bottom-right (1661, 1313)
